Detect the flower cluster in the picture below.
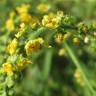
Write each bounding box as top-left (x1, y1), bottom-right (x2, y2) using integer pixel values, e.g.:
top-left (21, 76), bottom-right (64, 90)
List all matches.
top-left (25, 38), bottom-right (44, 55)
top-left (42, 12), bottom-right (63, 29)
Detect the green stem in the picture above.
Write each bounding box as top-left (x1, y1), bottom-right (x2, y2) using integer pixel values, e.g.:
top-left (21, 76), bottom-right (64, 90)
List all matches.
top-left (43, 49), bottom-right (53, 80)
top-left (30, 27), bottom-right (47, 39)
top-left (64, 42), bottom-right (96, 95)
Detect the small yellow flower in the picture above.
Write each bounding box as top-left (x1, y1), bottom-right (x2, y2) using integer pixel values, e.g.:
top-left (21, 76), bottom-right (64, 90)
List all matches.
top-left (42, 13), bottom-right (61, 29)
top-left (57, 11), bottom-right (64, 17)
top-left (15, 23), bottom-right (26, 38)
top-left (74, 69), bottom-right (85, 86)
top-left (25, 38), bottom-right (44, 55)
top-left (74, 69), bottom-right (81, 78)
top-left (73, 37), bottom-right (80, 45)
top-left (6, 18), bottom-right (15, 31)
top-left (7, 38), bottom-right (18, 55)
top-left (17, 58), bottom-right (32, 70)
top-left (16, 4), bottom-right (31, 14)
top-left (58, 48), bottom-right (66, 56)
top-left (76, 78), bottom-right (85, 86)
top-left (37, 3), bottom-right (50, 13)
top-left (55, 33), bottom-right (64, 44)
top-left (9, 11), bottom-right (16, 19)
top-left (20, 22), bottom-right (25, 28)
top-left (36, 38), bottom-right (44, 44)
top-left (19, 12), bottom-right (32, 23)
top-left (2, 62), bottom-right (15, 76)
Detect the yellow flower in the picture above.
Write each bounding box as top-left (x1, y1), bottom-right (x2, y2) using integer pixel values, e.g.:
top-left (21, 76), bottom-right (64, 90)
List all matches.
top-left (73, 37), bottom-right (80, 45)
top-left (55, 32), bottom-right (72, 44)
top-left (15, 23), bottom-right (26, 38)
top-left (74, 69), bottom-right (81, 78)
top-left (17, 58), bottom-right (32, 70)
top-left (37, 3), bottom-right (50, 13)
top-left (58, 48), bottom-right (66, 56)
top-left (57, 11), bottom-right (64, 17)
top-left (55, 33), bottom-right (64, 44)
top-left (6, 18), bottom-right (15, 31)
top-left (42, 13), bottom-right (61, 29)
top-left (25, 38), bottom-right (44, 55)
top-left (7, 38), bottom-right (18, 55)
top-left (9, 11), bottom-right (16, 19)
top-left (36, 37), bottom-right (44, 44)
top-left (19, 12), bottom-right (32, 23)
top-left (74, 69), bottom-right (85, 86)
top-left (16, 4), bottom-right (31, 14)
top-left (2, 62), bottom-right (15, 76)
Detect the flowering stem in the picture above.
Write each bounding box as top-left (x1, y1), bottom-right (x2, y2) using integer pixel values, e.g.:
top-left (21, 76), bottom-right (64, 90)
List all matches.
top-left (64, 42), bottom-right (96, 95)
